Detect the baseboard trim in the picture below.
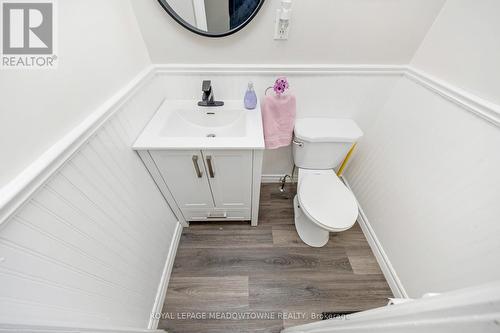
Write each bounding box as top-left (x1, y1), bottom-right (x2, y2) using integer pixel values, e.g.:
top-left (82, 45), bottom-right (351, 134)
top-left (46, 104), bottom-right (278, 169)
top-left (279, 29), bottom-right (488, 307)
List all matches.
top-left (261, 174), bottom-right (284, 183)
top-left (341, 176), bottom-right (408, 298)
top-left (148, 222), bottom-right (184, 329)
top-left (261, 174), bottom-right (298, 183)
top-left (0, 65), bottom-right (156, 227)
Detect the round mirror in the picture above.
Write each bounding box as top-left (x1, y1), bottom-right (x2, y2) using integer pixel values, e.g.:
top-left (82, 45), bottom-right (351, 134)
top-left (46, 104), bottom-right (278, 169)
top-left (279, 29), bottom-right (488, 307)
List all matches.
top-left (157, 0), bottom-right (265, 37)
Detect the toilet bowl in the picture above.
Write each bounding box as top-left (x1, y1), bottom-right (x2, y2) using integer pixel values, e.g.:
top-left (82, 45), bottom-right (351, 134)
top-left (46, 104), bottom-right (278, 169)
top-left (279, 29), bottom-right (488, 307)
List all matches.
top-left (294, 169), bottom-right (358, 247)
top-left (292, 118), bottom-right (363, 247)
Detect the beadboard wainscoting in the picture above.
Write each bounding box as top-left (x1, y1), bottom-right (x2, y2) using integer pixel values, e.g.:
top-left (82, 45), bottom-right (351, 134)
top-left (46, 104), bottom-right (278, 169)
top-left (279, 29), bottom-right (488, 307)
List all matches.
top-left (0, 68), bottom-right (183, 329)
top-left (153, 64), bottom-right (406, 177)
top-left (345, 75), bottom-right (500, 298)
top-left (0, 64), bottom-right (405, 330)
top-left (341, 176), bottom-right (408, 298)
top-left (2, 64), bottom-right (499, 329)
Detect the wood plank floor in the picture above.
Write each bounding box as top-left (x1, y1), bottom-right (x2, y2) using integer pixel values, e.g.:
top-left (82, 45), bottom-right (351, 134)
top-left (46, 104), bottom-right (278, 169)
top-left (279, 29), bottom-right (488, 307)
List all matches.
top-left (158, 184), bottom-right (392, 333)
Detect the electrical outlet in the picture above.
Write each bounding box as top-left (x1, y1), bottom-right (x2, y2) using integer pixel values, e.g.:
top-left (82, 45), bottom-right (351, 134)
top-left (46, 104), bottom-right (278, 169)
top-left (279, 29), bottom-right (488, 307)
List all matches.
top-left (274, 9), bottom-right (291, 40)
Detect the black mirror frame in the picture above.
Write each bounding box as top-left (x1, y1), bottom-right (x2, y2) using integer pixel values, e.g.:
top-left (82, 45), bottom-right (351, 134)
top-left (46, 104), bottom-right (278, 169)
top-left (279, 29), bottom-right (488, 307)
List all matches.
top-left (157, 0), bottom-right (265, 38)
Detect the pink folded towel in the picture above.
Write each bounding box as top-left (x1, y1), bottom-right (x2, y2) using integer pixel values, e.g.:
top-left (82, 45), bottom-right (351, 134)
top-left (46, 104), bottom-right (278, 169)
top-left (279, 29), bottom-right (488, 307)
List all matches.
top-left (261, 94), bottom-right (296, 149)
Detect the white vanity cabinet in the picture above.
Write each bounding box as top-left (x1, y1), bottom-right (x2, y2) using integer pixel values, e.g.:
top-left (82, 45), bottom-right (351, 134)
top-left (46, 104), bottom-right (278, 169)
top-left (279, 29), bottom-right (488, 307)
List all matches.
top-left (146, 149), bottom-right (261, 225)
top-left (201, 150), bottom-right (253, 210)
top-left (133, 99), bottom-right (265, 226)
top-left (150, 150), bottom-right (216, 214)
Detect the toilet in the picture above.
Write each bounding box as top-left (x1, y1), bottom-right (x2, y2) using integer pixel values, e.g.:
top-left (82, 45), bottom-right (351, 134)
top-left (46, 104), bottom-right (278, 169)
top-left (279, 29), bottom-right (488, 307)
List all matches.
top-left (292, 118), bottom-right (363, 247)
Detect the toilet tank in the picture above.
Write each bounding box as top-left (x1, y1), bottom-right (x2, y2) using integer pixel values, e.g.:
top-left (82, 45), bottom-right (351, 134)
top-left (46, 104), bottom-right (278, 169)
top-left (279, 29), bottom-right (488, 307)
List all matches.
top-left (293, 118), bottom-right (363, 169)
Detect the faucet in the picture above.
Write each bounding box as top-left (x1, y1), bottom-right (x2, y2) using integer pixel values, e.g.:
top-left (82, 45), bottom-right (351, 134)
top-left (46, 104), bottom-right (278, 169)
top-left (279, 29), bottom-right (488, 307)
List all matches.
top-left (198, 80), bottom-right (224, 107)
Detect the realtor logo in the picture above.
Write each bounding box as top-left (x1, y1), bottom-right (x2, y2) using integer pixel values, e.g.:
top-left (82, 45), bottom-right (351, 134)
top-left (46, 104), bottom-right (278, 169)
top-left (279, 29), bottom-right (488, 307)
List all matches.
top-left (1, 0), bottom-right (57, 68)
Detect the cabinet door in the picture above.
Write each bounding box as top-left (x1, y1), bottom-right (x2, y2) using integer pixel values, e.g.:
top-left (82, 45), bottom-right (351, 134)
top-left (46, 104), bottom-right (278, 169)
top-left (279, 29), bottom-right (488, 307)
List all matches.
top-left (150, 150), bottom-right (214, 218)
top-left (202, 150), bottom-right (253, 210)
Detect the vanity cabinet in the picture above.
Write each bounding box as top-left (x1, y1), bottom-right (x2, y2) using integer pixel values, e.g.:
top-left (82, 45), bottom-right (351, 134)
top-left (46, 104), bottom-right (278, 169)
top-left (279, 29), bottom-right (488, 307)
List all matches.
top-left (150, 150), bottom-right (215, 214)
top-left (147, 149), bottom-right (259, 223)
top-left (133, 99), bottom-right (265, 226)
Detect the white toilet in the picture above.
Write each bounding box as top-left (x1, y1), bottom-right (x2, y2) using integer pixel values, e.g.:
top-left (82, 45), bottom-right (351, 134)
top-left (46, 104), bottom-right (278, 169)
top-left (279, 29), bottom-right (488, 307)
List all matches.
top-left (292, 118), bottom-right (363, 247)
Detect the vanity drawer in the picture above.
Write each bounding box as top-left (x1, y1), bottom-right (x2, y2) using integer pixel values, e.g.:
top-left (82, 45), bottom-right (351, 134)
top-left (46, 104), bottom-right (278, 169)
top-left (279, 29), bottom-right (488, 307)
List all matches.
top-left (183, 208), bottom-right (251, 221)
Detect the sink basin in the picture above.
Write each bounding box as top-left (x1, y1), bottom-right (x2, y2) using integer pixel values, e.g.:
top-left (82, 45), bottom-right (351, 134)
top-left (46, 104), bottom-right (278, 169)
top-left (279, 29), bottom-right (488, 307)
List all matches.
top-left (161, 107), bottom-right (246, 138)
top-left (133, 100), bottom-right (264, 150)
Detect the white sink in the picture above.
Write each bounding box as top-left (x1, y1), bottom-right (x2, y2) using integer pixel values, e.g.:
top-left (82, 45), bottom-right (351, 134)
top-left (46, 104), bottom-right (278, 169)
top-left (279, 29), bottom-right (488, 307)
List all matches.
top-left (161, 107), bottom-right (246, 138)
top-left (133, 100), bottom-right (264, 150)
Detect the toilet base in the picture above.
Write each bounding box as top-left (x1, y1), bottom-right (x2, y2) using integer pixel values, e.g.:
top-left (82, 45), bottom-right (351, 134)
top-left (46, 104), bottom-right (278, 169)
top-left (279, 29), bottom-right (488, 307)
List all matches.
top-left (294, 195), bottom-right (329, 247)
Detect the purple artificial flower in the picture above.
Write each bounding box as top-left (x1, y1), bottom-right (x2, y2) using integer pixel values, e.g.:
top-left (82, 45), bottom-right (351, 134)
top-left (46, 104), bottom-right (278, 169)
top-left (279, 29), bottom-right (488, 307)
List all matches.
top-left (273, 77), bottom-right (289, 95)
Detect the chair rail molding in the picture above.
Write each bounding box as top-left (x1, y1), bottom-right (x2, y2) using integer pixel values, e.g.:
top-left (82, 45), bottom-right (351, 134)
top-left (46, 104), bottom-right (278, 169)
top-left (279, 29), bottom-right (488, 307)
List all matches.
top-left (4, 63), bottom-right (499, 228)
top-left (405, 68), bottom-right (500, 127)
top-left (0, 63), bottom-right (180, 328)
top-left (1, 64), bottom-right (499, 329)
top-left (154, 63), bottom-right (408, 75)
top-left (153, 64), bottom-right (500, 127)
top-left (0, 66), bottom-right (156, 227)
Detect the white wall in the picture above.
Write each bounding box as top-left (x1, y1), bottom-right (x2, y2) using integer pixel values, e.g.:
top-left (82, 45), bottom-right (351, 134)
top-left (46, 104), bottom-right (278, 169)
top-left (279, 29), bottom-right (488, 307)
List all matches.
top-left (0, 74), bottom-right (181, 328)
top-left (411, 0), bottom-right (500, 105)
top-left (346, 0), bottom-right (500, 297)
top-left (0, 0), bottom-right (150, 189)
top-left (131, 0), bottom-right (445, 64)
top-left (154, 69), bottom-right (402, 175)
top-left (2, 0), bottom-right (498, 316)
top-left (131, 0), bottom-right (444, 176)
top-left (0, 1), bottom-right (180, 328)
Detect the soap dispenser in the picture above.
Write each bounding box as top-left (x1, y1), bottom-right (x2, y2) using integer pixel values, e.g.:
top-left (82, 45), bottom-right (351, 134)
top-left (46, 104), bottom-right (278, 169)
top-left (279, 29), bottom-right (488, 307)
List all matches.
top-left (244, 82), bottom-right (257, 110)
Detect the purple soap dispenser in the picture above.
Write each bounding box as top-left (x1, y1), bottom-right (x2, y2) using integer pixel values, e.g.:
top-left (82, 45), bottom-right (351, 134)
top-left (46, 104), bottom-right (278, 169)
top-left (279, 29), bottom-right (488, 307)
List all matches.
top-left (244, 81), bottom-right (257, 110)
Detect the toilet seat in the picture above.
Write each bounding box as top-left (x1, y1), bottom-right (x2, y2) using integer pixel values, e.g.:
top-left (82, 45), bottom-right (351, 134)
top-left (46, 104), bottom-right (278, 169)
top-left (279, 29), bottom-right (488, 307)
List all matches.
top-left (297, 169), bottom-right (358, 232)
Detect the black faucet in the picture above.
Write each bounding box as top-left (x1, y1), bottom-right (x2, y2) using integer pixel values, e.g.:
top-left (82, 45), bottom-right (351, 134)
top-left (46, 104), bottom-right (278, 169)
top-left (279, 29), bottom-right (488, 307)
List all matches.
top-left (198, 80), bottom-right (224, 107)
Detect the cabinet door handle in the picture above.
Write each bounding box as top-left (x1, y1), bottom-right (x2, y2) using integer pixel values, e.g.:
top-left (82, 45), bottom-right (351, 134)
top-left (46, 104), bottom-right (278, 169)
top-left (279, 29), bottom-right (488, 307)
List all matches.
top-left (206, 155), bottom-right (215, 178)
top-left (192, 155), bottom-right (202, 178)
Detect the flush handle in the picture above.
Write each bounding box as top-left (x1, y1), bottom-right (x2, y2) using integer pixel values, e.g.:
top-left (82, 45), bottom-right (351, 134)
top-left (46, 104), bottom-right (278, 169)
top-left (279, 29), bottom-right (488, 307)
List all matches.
top-left (292, 139), bottom-right (304, 147)
top-left (206, 155), bottom-right (215, 178)
top-left (192, 155), bottom-right (202, 178)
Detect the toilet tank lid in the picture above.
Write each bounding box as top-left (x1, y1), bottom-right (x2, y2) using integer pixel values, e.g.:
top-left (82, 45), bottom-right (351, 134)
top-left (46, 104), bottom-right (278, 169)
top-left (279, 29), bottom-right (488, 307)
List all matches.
top-left (294, 118), bottom-right (363, 143)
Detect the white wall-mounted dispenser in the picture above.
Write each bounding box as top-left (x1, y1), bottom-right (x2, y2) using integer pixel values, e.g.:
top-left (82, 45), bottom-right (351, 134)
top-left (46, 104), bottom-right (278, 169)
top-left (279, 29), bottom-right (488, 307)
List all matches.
top-left (274, 0), bottom-right (292, 40)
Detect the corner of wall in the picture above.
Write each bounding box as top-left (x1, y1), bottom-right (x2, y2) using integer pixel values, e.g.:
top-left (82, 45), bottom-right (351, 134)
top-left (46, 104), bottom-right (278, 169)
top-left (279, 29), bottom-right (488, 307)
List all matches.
top-left (128, 0), bottom-right (154, 66)
top-left (408, 0), bottom-right (447, 66)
